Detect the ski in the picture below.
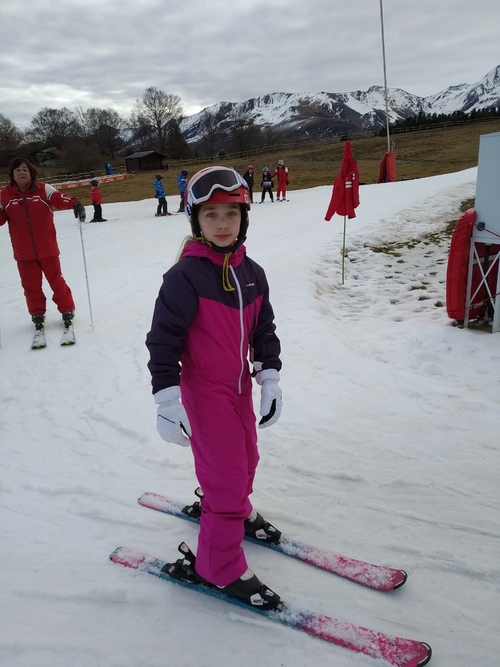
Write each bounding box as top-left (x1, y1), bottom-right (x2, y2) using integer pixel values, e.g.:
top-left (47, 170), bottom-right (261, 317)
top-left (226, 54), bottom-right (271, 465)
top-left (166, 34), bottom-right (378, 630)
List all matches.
top-left (110, 546), bottom-right (431, 667)
top-left (31, 328), bottom-right (47, 349)
top-left (138, 492), bottom-right (407, 590)
top-left (60, 324), bottom-right (76, 346)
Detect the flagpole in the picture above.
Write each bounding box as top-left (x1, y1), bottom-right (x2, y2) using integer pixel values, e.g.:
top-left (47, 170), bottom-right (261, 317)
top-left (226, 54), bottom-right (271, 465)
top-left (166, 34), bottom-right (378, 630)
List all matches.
top-left (379, 0), bottom-right (391, 154)
top-left (342, 215), bottom-right (347, 285)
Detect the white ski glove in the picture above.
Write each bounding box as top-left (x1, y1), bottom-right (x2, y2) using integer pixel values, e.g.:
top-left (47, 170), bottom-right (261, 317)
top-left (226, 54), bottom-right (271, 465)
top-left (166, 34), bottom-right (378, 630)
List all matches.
top-left (154, 386), bottom-right (192, 447)
top-left (256, 369), bottom-right (282, 429)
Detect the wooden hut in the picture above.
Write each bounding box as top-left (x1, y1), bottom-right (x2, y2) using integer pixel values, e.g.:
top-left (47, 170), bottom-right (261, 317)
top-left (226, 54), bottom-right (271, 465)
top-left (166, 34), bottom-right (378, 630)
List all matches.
top-left (124, 151), bottom-right (166, 172)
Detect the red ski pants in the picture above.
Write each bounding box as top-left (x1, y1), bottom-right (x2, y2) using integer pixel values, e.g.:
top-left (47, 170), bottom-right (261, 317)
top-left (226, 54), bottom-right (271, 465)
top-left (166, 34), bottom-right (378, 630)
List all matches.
top-left (16, 256), bottom-right (75, 316)
top-left (181, 370), bottom-right (259, 587)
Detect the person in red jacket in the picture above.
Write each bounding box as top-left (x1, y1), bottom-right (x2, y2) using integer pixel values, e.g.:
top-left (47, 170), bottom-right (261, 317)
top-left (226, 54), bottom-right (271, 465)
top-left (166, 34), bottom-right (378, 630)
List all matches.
top-left (272, 160), bottom-right (290, 201)
top-left (89, 178), bottom-right (106, 222)
top-left (0, 157), bottom-right (85, 332)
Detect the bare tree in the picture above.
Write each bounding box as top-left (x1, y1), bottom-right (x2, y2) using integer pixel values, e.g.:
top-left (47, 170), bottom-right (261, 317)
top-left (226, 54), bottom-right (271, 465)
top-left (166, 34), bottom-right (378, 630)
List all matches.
top-left (166, 118), bottom-right (192, 159)
top-left (128, 111), bottom-right (155, 151)
top-left (228, 106), bottom-right (262, 155)
top-left (198, 109), bottom-right (219, 158)
top-left (74, 107), bottom-right (125, 157)
top-left (27, 107), bottom-right (78, 147)
top-left (133, 87), bottom-right (183, 153)
top-left (0, 113), bottom-right (23, 163)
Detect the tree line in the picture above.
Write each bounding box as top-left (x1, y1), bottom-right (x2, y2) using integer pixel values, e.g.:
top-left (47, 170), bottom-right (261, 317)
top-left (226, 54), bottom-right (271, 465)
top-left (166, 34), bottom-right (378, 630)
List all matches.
top-left (379, 107), bottom-right (500, 136)
top-left (0, 87), bottom-right (195, 171)
top-left (0, 86), bottom-right (285, 172)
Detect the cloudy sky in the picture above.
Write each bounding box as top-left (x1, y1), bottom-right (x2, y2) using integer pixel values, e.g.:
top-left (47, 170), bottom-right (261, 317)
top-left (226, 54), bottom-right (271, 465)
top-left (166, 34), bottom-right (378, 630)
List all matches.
top-left (1, 0), bottom-right (499, 129)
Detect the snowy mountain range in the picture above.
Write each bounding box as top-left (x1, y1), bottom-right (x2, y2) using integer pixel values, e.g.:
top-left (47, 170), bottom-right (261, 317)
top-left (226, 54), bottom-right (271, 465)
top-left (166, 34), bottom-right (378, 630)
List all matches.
top-left (180, 64), bottom-right (500, 144)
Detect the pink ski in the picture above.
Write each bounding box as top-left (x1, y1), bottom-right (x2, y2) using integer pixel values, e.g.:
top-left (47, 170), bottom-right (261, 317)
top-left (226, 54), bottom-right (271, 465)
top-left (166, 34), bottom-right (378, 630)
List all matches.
top-left (138, 492), bottom-right (407, 590)
top-left (110, 546), bottom-right (431, 667)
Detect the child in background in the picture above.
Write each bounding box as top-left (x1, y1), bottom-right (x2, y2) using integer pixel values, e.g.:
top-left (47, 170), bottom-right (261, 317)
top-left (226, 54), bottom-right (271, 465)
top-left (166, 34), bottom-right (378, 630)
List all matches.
top-left (176, 169), bottom-right (188, 212)
top-left (153, 174), bottom-right (171, 217)
top-left (89, 179), bottom-right (106, 222)
top-left (145, 166), bottom-right (283, 610)
top-left (242, 165), bottom-right (254, 203)
top-left (260, 167), bottom-right (274, 203)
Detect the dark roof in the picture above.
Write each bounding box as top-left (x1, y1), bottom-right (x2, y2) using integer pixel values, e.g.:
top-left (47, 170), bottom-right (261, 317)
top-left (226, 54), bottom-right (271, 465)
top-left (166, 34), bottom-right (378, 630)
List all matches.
top-left (124, 151), bottom-right (166, 159)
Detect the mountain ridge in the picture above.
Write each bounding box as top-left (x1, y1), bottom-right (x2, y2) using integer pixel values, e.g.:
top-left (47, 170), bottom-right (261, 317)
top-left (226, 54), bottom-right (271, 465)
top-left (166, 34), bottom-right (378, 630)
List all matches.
top-left (180, 64), bottom-right (500, 145)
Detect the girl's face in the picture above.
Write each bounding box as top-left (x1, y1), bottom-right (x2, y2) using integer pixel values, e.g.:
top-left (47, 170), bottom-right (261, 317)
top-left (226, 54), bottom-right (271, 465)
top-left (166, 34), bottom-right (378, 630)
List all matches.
top-left (13, 163), bottom-right (32, 191)
top-left (198, 203), bottom-right (241, 248)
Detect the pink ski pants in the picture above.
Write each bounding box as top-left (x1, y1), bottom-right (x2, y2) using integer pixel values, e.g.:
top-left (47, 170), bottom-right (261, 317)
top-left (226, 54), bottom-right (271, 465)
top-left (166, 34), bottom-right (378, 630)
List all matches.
top-left (181, 369), bottom-right (259, 587)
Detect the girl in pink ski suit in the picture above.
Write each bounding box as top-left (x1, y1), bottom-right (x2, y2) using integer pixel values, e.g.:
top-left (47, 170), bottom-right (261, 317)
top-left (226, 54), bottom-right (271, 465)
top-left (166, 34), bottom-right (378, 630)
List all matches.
top-left (146, 167), bottom-right (283, 608)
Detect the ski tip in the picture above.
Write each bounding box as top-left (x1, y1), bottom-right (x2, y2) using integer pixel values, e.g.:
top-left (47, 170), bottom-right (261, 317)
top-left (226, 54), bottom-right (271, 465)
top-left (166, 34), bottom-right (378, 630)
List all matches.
top-left (417, 642), bottom-right (432, 666)
top-left (393, 569), bottom-right (408, 589)
top-left (109, 547), bottom-right (123, 561)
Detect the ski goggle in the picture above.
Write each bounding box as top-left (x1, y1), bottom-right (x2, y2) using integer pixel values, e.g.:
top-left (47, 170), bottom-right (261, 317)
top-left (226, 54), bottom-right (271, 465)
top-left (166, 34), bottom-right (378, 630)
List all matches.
top-left (187, 167), bottom-right (249, 207)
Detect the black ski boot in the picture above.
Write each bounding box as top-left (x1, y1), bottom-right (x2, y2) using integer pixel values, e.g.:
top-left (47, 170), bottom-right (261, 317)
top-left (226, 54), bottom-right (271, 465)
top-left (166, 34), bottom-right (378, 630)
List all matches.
top-left (182, 487), bottom-right (204, 519)
top-left (244, 512), bottom-right (281, 544)
top-left (183, 488), bottom-right (282, 544)
top-left (62, 311), bottom-right (74, 328)
top-left (32, 314), bottom-right (45, 330)
top-left (162, 542), bottom-right (199, 584)
top-left (163, 543), bottom-right (282, 610)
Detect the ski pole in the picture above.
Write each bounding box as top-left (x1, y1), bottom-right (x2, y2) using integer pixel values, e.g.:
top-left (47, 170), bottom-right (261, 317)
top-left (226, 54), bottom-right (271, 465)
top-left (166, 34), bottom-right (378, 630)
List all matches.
top-left (78, 216), bottom-right (95, 331)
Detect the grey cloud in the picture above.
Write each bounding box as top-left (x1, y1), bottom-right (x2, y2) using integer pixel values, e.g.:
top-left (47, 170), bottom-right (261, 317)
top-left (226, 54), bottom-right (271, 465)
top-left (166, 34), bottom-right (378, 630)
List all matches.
top-left (1, 0), bottom-right (499, 128)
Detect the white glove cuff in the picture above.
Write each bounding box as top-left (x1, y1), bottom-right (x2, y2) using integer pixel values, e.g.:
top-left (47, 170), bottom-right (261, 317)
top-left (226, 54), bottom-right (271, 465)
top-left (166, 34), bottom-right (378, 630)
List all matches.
top-left (154, 386), bottom-right (181, 405)
top-left (256, 369), bottom-right (280, 386)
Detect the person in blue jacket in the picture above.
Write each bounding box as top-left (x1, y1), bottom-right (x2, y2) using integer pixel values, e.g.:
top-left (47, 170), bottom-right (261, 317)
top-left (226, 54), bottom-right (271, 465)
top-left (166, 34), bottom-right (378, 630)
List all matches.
top-left (154, 174), bottom-right (171, 216)
top-left (176, 169), bottom-right (188, 212)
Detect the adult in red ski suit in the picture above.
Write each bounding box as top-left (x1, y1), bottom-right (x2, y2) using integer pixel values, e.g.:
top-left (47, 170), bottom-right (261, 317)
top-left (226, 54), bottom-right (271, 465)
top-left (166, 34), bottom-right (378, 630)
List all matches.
top-left (0, 157), bottom-right (84, 322)
top-left (272, 160), bottom-right (290, 201)
top-left (146, 167), bottom-right (283, 607)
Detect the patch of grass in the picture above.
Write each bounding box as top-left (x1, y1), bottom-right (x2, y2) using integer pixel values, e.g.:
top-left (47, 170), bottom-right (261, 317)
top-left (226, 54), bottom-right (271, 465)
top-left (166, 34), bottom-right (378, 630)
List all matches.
top-left (2, 118), bottom-right (497, 205)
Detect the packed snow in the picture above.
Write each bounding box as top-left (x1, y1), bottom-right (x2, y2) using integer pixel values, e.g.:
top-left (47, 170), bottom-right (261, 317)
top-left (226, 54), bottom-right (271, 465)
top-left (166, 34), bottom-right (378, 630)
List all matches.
top-left (1, 167), bottom-right (499, 667)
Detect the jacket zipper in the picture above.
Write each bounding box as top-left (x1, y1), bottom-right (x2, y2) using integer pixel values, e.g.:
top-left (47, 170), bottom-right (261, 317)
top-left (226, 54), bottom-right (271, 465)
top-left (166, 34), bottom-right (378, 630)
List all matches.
top-left (230, 265), bottom-right (245, 395)
top-left (23, 191), bottom-right (39, 260)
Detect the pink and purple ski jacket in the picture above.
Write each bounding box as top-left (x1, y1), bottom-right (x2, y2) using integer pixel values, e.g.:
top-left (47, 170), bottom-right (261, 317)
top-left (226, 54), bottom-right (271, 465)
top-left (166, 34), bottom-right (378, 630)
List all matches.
top-left (146, 239), bottom-right (281, 586)
top-left (146, 240), bottom-right (281, 394)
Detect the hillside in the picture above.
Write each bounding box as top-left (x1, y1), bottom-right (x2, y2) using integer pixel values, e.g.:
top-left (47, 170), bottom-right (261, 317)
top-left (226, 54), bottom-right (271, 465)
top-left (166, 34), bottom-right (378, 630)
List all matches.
top-left (32, 119), bottom-right (500, 206)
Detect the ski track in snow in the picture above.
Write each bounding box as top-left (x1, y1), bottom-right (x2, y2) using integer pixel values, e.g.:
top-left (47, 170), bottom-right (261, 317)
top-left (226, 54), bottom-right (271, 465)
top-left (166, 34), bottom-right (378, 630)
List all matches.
top-left (1, 171), bottom-right (500, 667)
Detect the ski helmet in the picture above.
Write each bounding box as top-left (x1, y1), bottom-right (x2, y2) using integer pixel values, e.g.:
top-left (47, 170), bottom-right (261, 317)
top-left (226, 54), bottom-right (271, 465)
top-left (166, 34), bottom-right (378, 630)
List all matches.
top-left (155, 174), bottom-right (163, 180)
top-left (247, 165), bottom-right (253, 170)
top-left (278, 159), bottom-right (284, 166)
top-left (90, 178), bottom-right (99, 186)
top-left (263, 167), bottom-right (269, 172)
top-left (185, 166), bottom-right (251, 251)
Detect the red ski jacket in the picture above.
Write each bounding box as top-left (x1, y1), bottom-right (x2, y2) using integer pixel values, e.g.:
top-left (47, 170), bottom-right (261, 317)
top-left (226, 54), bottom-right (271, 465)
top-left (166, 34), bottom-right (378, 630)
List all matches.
top-left (272, 165), bottom-right (289, 187)
top-left (90, 185), bottom-right (102, 205)
top-left (0, 180), bottom-right (78, 261)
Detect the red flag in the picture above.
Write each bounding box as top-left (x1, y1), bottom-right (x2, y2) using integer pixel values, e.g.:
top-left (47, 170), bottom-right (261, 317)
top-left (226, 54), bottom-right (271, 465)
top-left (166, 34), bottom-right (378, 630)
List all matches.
top-left (325, 141), bottom-right (360, 220)
top-left (377, 150), bottom-right (396, 183)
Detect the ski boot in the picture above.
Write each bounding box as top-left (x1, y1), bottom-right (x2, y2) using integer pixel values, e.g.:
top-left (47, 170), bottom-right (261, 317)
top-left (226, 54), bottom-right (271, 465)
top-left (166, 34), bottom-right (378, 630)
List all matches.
top-left (183, 488), bottom-right (282, 544)
top-left (244, 511), bottom-right (281, 544)
top-left (163, 543), bottom-right (282, 610)
top-left (62, 311), bottom-right (74, 328)
top-left (32, 314), bottom-right (45, 330)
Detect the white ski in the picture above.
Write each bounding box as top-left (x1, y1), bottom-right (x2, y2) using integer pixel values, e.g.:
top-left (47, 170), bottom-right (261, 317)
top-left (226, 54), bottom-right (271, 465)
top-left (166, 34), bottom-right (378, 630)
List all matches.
top-left (61, 324), bottom-right (76, 346)
top-left (31, 328), bottom-right (47, 349)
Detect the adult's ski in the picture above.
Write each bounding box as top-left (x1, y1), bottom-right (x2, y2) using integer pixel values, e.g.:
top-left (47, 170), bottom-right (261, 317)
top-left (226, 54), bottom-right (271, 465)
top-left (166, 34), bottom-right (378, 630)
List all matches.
top-left (31, 328), bottom-right (47, 349)
top-left (61, 323), bottom-right (76, 346)
top-left (138, 492), bottom-right (407, 591)
top-left (110, 546), bottom-right (431, 667)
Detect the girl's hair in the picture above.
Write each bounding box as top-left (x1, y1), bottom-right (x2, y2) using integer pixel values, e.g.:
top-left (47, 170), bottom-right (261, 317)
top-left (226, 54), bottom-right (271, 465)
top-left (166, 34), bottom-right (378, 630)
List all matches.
top-left (176, 235), bottom-right (196, 263)
top-left (9, 157), bottom-right (38, 184)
